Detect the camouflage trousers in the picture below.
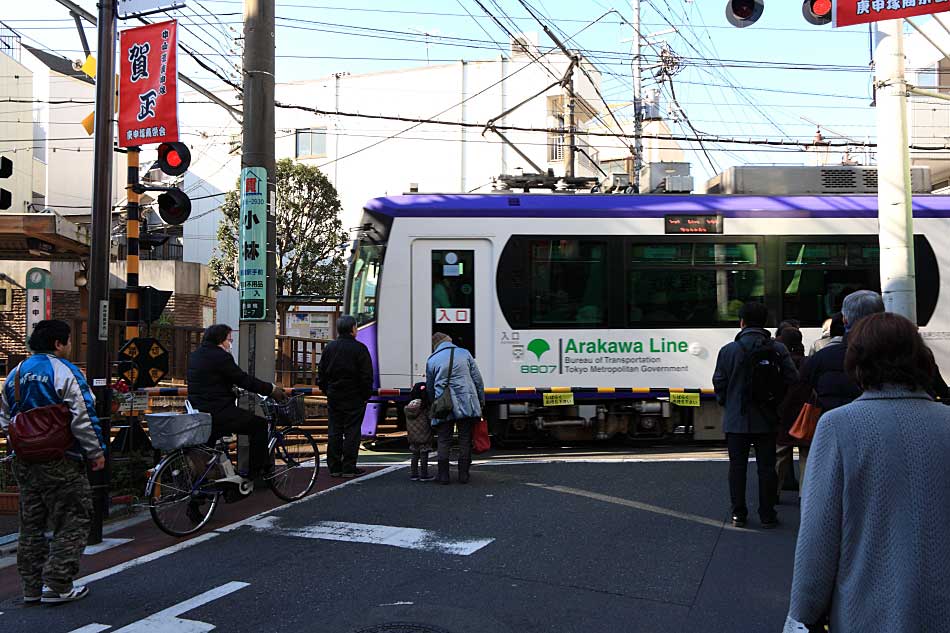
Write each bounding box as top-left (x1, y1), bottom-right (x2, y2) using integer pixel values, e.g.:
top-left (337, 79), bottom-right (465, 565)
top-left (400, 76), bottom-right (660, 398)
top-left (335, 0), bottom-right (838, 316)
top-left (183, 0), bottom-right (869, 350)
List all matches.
top-left (12, 458), bottom-right (92, 595)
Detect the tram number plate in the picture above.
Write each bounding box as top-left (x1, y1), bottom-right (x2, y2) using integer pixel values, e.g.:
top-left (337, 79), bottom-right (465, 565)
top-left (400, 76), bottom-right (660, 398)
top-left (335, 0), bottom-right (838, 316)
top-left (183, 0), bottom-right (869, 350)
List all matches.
top-left (670, 392), bottom-right (701, 407)
top-left (543, 392), bottom-right (575, 407)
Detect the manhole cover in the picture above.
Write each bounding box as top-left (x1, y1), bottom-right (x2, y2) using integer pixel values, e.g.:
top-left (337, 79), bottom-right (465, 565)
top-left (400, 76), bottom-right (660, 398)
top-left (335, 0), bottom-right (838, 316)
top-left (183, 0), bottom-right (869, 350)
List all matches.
top-left (354, 625), bottom-right (453, 633)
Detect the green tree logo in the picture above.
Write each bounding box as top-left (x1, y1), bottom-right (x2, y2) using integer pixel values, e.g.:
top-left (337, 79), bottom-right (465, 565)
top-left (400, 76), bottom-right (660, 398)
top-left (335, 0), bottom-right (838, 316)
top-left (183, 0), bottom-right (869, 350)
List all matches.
top-left (527, 338), bottom-right (551, 361)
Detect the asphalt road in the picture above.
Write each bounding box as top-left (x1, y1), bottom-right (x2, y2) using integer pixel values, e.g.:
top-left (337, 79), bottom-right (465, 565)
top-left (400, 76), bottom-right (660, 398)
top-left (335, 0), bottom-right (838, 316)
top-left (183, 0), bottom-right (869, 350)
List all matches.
top-left (0, 459), bottom-right (801, 633)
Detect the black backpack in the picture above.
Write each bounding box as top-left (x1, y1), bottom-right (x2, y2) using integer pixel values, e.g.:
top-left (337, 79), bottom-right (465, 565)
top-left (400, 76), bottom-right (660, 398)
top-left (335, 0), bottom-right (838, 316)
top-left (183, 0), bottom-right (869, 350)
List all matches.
top-left (742, 338), bottom-right (786, 409)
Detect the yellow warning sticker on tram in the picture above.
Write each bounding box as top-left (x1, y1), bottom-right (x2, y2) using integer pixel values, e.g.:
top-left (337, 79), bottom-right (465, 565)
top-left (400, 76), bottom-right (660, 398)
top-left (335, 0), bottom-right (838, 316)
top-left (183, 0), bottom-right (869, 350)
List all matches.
top-left (670, 392), bottom-right (701, 407)
top-left (542, 392), bottom-right (575, 407)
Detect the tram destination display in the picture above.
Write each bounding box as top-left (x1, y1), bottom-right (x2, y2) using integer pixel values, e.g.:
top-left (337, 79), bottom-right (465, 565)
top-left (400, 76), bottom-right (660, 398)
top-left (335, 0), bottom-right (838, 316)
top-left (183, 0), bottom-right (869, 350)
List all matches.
top-left (664, 214), bottom-right (723, 234)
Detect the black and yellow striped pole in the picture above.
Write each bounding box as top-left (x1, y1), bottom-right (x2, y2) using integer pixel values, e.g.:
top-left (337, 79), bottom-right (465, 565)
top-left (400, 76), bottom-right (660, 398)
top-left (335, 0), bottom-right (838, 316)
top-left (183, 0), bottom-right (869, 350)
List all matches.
top-left (126, 147), bottom-right (141, 342)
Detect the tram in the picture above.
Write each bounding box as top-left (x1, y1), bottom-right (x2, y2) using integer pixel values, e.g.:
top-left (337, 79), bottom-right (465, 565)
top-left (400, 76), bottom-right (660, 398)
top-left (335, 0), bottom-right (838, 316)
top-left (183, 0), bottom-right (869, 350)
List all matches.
top-left (344, 193), bottom-right (950, 443)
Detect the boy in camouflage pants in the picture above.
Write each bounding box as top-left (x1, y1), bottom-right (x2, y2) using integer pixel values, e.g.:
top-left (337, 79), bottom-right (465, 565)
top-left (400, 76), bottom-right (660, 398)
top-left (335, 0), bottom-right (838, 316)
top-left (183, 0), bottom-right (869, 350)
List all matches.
top-left (0, 320), bottom-right (106, 604)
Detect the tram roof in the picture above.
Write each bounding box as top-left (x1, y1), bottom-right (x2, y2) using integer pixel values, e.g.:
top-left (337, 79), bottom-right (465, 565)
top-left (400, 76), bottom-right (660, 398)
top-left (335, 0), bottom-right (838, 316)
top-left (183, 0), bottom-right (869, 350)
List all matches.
top-left (365, 194), bottom-right (950, 219)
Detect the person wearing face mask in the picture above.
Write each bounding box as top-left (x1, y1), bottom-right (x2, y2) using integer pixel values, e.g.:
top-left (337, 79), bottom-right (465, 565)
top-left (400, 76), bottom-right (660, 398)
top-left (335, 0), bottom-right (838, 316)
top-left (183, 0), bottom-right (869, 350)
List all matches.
top-left (186, 323), bottom-right (287, 479)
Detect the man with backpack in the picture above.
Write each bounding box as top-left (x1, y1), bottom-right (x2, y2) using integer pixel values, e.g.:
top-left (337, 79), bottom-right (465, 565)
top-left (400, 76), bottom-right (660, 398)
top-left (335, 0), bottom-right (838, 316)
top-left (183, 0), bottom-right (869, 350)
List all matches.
top-left (0, 320), bottom-right (106, 604)
top-left (713, 302), bottom-right (798, 529)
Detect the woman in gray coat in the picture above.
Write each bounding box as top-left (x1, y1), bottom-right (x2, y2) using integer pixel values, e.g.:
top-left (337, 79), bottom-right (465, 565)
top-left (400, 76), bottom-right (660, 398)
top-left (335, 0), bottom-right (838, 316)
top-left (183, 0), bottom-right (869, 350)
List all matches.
top-left (784, 312), bottom-right (950, 632)
top-left (425, 332), bottom-right (485, 485)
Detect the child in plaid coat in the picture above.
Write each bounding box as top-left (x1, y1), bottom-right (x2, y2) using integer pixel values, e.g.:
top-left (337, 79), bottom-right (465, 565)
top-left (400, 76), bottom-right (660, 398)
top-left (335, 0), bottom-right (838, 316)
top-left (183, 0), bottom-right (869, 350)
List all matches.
top-left (405, 382), bottom-right (434, 481)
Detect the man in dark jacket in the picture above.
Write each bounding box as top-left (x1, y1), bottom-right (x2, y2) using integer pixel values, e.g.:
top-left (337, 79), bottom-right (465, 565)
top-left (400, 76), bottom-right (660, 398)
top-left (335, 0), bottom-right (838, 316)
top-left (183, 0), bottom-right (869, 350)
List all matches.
top-left (713, 302), bottom-right (798, 528)
top-left (801, 290), bottom-right (884, 413)
top-left (187, 324), bottom-right (286, 478)
top-left (318, 315), bottom-right (374, 478)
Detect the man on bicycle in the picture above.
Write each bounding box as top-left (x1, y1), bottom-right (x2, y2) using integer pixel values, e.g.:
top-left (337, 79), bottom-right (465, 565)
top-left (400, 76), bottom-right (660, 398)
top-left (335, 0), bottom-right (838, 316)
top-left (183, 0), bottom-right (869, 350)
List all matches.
top-left (187, 324), bottom-right (287, 478)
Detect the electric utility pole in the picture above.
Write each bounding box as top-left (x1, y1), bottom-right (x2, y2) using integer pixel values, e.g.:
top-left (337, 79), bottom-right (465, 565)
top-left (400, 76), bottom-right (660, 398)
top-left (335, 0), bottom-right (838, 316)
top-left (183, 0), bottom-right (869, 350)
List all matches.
top-left (874, 19), bottom-right (916, 321)
top-left (84, 0), bottom-right (117, 546)
top-left (632, 0), bottom-right (643, 193)
top-left (239, 0), bottom-right (276, 397)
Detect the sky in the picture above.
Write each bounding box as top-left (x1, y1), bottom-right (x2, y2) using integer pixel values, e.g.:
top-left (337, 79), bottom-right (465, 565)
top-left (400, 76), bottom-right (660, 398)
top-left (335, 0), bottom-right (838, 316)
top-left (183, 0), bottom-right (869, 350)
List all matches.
top-left (0, 0), bottom-right (912, 185)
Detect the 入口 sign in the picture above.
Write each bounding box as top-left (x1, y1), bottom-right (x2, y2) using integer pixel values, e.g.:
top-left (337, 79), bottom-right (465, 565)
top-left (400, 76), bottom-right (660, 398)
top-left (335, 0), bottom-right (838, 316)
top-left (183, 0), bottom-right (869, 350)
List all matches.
top-left (834, 0), bottom-right (950, 28)
top-left (118, 20), bottom-right (179, 147)
top-left (435, 308), bottom-right (471, 324)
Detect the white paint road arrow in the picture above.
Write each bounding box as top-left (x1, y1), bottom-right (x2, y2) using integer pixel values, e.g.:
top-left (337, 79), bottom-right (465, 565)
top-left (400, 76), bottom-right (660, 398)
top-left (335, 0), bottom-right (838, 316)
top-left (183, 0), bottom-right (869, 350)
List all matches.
top-left (246, 516), bottom-right (494, 556)
top-left (66, 582), bottom-right (249, 633)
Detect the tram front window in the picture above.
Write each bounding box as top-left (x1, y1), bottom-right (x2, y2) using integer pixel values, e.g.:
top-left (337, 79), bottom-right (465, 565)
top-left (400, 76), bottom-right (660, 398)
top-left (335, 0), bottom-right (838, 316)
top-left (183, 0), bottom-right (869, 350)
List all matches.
top-left (348, 243), bottom-right (383, 326)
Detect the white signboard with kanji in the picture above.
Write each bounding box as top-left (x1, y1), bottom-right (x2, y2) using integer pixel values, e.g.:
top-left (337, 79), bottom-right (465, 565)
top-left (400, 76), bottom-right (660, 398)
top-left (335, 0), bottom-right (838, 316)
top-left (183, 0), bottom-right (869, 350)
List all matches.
top-left (435, 308), bottom-right (472, 324)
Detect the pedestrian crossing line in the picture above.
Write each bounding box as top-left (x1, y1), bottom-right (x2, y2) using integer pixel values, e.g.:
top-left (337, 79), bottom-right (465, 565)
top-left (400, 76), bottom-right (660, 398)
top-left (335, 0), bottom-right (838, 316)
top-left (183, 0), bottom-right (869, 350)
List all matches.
top-left (84, 538), bottom-right (134, 556)
top-left (65, 625), bottom-right (111, 633)
top-left (245, 515), bottom-right (494, 556)
top-left (525, 483), bottom-right (735, 530)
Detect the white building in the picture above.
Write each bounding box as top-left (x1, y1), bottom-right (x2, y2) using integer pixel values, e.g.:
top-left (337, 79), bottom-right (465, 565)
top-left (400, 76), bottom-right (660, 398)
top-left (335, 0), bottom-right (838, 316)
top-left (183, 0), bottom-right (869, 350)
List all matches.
top-left (180, 37), bottom-right (687, 337)
top-left (906, 21), bottom-right (950, 192)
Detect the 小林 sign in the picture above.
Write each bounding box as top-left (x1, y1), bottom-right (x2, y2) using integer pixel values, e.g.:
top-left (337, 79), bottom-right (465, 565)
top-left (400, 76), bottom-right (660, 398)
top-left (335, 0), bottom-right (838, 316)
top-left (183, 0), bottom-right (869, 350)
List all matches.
top-left (834, 0), bottom-right (950, 28)
top-left (118, 20), bottom-right (179, 148)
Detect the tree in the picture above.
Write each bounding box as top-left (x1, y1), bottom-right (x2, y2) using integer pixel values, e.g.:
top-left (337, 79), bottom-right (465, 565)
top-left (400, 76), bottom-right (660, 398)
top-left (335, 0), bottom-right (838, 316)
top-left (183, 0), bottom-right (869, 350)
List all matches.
top-left (209, 159), bottom-right (349, 297)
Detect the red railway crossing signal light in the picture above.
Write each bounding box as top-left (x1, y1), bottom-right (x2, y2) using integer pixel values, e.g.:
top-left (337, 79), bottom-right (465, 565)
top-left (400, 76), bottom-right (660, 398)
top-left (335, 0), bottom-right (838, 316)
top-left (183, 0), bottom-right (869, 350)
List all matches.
top-left (725, 0), bottom-right (764, 28)
top-left (156, 142), bottom-right (191, 176)
top-left (157, 188), bottom-right (191, 225)
top-left (802, 0), bottom-right (832, 25)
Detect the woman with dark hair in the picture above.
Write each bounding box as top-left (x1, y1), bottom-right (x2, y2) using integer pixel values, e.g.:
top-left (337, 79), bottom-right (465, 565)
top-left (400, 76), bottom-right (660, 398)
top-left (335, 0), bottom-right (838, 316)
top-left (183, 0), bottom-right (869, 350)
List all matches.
top-left (784, 312), bottom-right (950, 633)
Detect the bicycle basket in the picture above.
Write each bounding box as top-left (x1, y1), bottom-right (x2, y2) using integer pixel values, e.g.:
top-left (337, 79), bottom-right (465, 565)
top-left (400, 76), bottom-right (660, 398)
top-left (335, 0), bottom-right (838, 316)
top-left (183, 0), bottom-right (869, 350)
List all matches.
top-left (264, 395), bottom-right (306, 426)
top-left (145, 412), bottom-right (212, 451)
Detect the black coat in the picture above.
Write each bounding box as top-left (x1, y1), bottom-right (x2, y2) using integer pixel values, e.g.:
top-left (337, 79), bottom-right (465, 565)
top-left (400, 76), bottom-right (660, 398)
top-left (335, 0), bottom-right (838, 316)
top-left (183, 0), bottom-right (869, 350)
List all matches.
top-left (801, 338), bottom-right (860, 413)
top-left (186, 343), bottom-right (274, 414)
top-left (317, 334), bottom-right (374, 407)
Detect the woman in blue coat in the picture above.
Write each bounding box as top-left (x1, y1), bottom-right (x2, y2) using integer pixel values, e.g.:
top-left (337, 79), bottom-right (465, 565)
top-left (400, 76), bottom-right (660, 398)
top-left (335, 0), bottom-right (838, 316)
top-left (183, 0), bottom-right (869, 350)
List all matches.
top-left (785, 312), bottom-right (950, 632)
top-left (425, 332), bottom-right (485, 484)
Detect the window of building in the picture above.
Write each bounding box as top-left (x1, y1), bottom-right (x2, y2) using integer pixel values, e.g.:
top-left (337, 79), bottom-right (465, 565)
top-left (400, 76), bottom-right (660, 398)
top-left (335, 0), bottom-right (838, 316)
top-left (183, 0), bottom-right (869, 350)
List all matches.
top-left (627, 241), bottom-right (763, 326)
top-left (530, 239), bottom-right (607, 326)
top-left (295, 128), bottom-right (327, 158)
top-left (0, 287), bottom-right (9, 311)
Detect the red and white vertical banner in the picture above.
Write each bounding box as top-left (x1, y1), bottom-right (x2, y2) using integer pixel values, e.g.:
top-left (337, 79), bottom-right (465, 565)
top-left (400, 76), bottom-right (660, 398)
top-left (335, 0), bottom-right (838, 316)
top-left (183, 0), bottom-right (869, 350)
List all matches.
top-left (118, 19), bottom-right (179, 147)
top-left (834, 0), bottom-right (950, 28)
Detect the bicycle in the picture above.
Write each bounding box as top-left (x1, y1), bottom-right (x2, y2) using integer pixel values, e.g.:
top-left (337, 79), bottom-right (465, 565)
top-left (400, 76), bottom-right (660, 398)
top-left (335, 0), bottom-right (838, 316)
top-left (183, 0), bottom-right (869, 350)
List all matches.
top-left (146, 393), bottom-right (320, 537)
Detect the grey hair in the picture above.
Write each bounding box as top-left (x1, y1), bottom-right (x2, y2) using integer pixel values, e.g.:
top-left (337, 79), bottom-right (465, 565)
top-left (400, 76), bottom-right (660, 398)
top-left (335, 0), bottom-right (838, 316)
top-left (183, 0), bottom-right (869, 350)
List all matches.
top-left (337, 314), bottom-right (357, 336)
top-left (841, 290), bottom-right (884, 326)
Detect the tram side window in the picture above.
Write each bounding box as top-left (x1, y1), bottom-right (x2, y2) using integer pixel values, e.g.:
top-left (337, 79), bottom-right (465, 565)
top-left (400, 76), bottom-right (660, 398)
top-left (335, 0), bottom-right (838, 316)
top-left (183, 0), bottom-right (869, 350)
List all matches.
top-left (627, 242), bottom-right (763, 327)
top-left (348, 242), bottom-right (383, 327)
top-left (530, 240), bottom-right (607, 326)
top-left (781, 241), bottom-right (880, 328)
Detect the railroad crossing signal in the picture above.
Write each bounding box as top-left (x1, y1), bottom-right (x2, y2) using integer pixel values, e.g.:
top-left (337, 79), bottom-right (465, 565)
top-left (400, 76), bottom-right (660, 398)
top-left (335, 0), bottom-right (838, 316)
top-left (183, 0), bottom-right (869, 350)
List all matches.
top-left (118, 336), bottom-right (169, 388)
top-left (725, 0), bottom-right (831, 27)
top-left (155, 142), bottom-right (192, 225)
top-left (0, 156), bottom-right (12, 210)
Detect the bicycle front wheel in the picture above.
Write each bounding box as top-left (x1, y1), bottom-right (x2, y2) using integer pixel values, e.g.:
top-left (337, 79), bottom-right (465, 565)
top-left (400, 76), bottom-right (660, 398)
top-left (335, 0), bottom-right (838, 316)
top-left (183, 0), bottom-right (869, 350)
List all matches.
top-left (268, 426), bottom-right (320, 501)
top-left (148, 448), bottom-right (220, 537)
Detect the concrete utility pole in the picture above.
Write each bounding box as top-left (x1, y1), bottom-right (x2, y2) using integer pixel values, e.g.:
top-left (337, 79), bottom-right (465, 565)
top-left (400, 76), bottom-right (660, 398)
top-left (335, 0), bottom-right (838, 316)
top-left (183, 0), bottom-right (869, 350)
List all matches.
top-left (874, 19), bottom-right (916, 321)
top-left (239, 0), bottom-right (276, 392)
top-left (632, 0), bottom-right (643, 193)
top-left (85, 0), bottom-right (117, 546)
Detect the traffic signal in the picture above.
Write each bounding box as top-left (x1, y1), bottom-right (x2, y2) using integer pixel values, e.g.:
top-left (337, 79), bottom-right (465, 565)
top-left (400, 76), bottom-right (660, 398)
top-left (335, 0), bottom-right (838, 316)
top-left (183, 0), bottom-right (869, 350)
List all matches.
top-left (139, 217), bottom-right (170, 251)
top-left (156, 142), bottom-right (191, 176)
top-left (157, 188), bottom-right (191, 225)
top-left (155, 142), bottom-right (191, 225)
top-left (802, 0), bottom-right (831, 25)
top-left (0, 156), bottom-right (12, 210)
top-left (725, 0), bottom-right (764, 28)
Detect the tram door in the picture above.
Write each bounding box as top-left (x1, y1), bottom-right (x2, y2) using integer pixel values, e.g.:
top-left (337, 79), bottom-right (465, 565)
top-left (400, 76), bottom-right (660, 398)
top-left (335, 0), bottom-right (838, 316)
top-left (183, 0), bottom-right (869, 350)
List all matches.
top-left (411, 240), bottom-right (493, 384)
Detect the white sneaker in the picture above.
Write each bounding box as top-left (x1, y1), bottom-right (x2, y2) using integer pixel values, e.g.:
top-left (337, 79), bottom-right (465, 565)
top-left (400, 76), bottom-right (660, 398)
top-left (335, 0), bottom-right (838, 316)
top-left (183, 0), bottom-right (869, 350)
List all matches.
top-left (41, 585), bottom-right (89, 604)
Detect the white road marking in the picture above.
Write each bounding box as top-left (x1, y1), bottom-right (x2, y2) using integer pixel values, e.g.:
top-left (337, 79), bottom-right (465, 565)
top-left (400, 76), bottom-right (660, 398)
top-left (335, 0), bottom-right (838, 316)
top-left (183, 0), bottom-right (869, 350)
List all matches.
top-left (84, 538), bottom-right (134, 556)
top-left (379, 601), bottom-right (414, 606)
top-left (526, 483), bottom-right (735, 530)
top-left (246, 516), bottom-right (494, 556)
top-left (73, 464), bottom-right (402, 587)
top-left (109, 581), bottom-right (249, 632)
top-left (66, 625), bottom-right (112, 633)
